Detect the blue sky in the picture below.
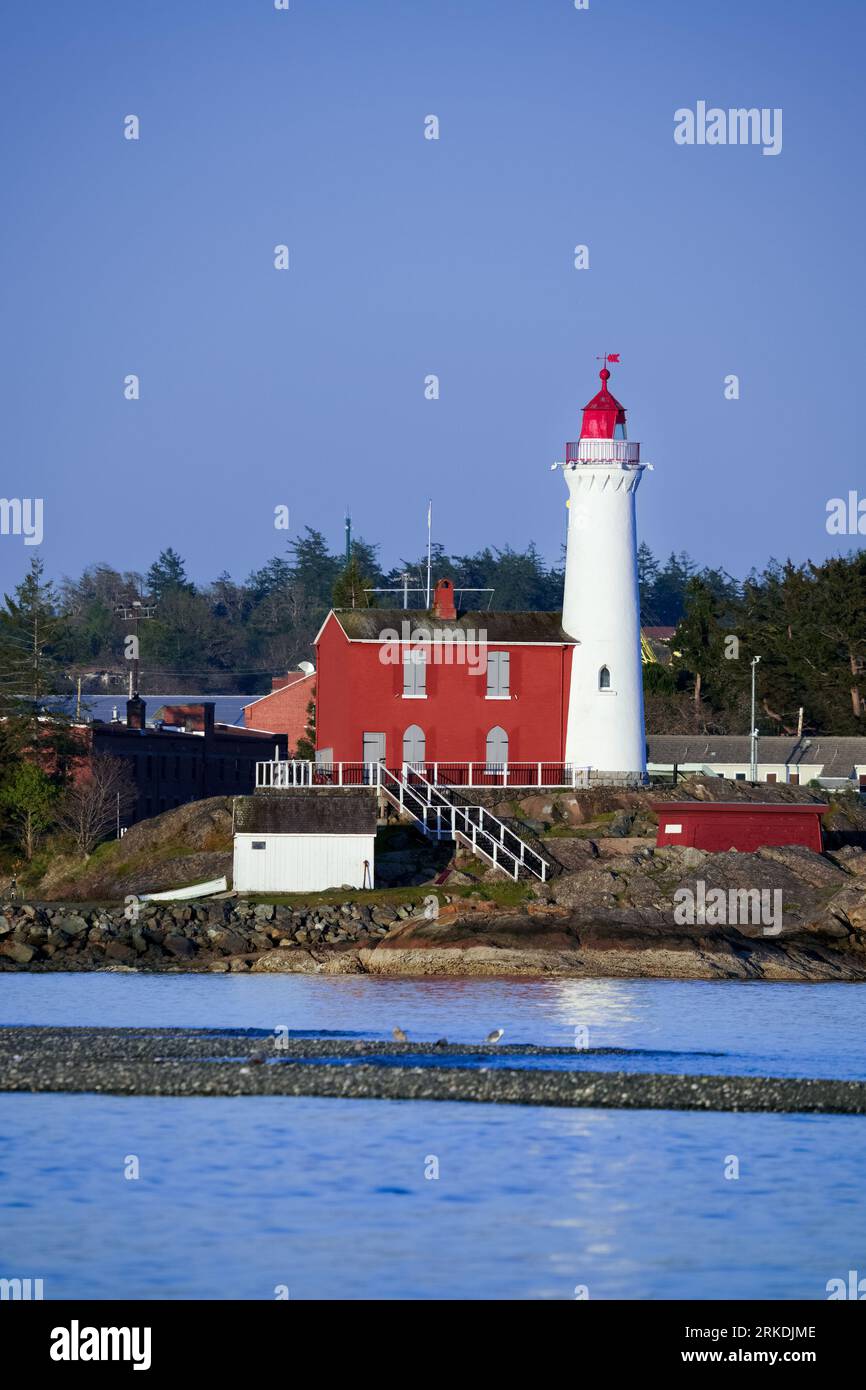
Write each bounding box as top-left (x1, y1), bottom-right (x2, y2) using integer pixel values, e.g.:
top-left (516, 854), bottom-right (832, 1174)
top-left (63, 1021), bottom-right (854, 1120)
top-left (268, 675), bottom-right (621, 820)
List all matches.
top-left (1, 0), bottom-right (863, 593)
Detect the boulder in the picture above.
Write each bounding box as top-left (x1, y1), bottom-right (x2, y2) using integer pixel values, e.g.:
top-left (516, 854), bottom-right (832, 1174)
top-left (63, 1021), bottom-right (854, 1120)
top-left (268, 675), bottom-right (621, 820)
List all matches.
top-left (164, 934), bottom-right (196, 959)
top-left (1, 941), bottom-right (34, 964)
top-left (54, 913), bottom-right (90, 937)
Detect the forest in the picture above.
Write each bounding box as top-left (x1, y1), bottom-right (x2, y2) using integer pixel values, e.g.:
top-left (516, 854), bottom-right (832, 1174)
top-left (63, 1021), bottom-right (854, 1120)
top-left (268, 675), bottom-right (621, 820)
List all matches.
top-left (0, 533), bottom-right (864, 741)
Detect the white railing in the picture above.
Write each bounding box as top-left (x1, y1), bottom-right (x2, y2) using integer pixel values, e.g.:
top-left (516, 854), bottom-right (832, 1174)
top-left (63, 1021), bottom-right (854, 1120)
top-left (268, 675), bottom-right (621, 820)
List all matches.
top-left (256, 759), bottom-right (591, 790)
top-left (405, 770), bottom-right (551, 882)
top-left (377, 768), bottom-right (549, 883)
top-left (565, 438), bottom-right (641, 465)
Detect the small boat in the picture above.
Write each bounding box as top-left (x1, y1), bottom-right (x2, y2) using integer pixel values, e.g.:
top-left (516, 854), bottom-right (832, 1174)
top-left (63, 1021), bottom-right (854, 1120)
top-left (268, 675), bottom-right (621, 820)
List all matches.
top-left (140, 876), bottom-right (228, 903)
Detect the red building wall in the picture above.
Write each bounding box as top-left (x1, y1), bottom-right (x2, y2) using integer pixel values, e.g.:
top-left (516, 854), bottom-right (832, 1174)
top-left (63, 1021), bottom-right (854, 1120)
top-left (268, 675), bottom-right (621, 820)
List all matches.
top-left (314, 615), bottom-right (572, 765)
top-left (653, 802), bottom-right (826, 854)
top-left (243, 672), bottom-right (316, 752)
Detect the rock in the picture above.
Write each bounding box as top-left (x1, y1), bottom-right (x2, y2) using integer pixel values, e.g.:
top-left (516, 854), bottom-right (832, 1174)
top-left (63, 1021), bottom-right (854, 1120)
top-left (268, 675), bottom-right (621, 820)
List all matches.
top-left (55, 913), bottom-right (90, 937)
top-left (757, 845), bottom-right (847, 887)
top-left (208, 928), bottom-right (249, 956)
top-left (1, 941), bottom-right (34, 964)
top-left (106, 940), bottom-right (137, 963)
top-left (252, 950), bottom-right (322, 973)
top-left (164, 935), bottom-right (197, 959)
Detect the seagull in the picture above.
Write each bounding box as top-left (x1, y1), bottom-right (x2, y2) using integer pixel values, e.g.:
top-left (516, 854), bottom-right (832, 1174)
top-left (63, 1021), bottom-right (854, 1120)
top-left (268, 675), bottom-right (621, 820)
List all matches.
top-left (484, 1029), bottom-right (504, 1044)
top-left (392, 1027), bottom-right (408, 1042)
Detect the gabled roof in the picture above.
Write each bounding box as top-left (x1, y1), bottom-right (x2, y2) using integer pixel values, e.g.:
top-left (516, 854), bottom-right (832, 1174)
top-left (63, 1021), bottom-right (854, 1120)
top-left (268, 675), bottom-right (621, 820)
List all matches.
top-left (242, 669), bottom-right (315, 711)
top-left (324, 609), bottom-right (576, 644)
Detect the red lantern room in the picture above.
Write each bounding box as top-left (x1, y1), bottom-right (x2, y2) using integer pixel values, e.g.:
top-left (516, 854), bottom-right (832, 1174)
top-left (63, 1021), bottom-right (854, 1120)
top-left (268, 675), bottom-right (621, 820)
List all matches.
top-left (579, 364), bottom-right (627, 440)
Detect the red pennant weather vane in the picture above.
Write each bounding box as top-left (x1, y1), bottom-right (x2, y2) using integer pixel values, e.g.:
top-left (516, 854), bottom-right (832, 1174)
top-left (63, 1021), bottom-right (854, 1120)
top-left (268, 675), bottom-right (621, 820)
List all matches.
top-left (596, 352), bottom-right (620, 366)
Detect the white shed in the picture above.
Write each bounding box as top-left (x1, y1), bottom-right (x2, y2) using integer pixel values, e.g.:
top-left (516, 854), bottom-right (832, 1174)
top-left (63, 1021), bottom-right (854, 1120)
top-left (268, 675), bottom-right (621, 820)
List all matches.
top-left (233, 789), bottom-right (376, 893)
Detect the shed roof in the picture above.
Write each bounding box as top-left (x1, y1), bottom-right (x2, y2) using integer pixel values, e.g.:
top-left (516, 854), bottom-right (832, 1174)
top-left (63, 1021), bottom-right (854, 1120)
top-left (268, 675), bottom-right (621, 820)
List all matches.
top-left (234, 789), bottom-right (377, 835)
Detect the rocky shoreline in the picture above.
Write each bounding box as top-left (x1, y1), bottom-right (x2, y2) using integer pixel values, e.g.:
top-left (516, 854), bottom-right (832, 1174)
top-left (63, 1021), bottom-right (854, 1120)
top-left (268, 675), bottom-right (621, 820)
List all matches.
top-left (3, 836), bottom-right (866, 983)
top-left (1, 1027), bottom-right (864, 1113)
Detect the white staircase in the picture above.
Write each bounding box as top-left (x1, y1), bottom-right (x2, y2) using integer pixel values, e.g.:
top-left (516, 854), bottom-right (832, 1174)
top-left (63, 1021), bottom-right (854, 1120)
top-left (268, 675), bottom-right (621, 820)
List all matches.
top-left (379, 766), bottom-right (552, 883)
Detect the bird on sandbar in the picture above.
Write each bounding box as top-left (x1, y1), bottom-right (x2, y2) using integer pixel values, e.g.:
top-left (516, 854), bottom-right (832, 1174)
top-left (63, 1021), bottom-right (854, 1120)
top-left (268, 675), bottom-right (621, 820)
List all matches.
top-left (392, 1027), bottom-right (408, 1042)
top-left (484, 1028), bottom-right (504, 1044)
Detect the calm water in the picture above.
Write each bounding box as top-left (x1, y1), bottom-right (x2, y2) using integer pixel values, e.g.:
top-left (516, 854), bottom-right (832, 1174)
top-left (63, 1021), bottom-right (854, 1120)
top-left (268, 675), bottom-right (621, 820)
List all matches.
top-left (1, 974), bottom-right (865, 1300)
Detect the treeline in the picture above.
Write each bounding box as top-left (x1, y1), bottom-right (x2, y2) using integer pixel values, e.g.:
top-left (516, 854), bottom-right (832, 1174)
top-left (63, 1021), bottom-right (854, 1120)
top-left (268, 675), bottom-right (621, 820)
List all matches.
top-left (646, 553), bottom-right (866, 737)
top-left (0, 538), bottom-right (864, 737)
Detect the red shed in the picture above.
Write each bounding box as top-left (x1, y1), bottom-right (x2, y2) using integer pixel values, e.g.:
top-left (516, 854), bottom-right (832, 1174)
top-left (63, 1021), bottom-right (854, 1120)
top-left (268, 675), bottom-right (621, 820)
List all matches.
top-left (652, 801), bottom-right (827, 854)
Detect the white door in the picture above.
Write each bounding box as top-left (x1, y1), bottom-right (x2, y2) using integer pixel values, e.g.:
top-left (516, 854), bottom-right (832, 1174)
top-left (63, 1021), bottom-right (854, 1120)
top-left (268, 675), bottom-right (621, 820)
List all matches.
top-left (363, 732), bottom-right (386, 765)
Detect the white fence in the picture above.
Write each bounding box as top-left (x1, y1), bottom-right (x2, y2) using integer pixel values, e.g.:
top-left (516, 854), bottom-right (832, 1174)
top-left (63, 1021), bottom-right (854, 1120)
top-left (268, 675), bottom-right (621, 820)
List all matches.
top-left (256, 760), bottom-right (592, 790)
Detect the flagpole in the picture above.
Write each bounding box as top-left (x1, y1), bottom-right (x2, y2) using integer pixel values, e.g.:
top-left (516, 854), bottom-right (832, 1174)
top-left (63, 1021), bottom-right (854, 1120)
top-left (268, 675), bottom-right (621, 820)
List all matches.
top-left (426, 499), bottom-right (432, 608)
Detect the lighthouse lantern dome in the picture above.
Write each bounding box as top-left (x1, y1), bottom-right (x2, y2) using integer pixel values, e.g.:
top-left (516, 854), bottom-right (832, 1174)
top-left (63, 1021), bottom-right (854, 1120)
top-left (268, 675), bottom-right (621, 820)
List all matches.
top-left (579, 366), bottom-right (627, 441)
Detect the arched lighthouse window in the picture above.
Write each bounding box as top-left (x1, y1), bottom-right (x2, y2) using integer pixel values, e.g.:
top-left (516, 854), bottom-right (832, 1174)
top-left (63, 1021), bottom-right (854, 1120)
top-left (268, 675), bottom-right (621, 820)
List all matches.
top-left (599, 665), bottom-right (611, 690)
top-left (486, 726), bottom-right (508, 769)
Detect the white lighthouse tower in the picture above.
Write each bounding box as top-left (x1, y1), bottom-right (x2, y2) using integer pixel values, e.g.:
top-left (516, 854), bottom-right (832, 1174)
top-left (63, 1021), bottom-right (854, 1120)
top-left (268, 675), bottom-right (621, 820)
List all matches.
top-left (558, 359), bottom-right (648, 783)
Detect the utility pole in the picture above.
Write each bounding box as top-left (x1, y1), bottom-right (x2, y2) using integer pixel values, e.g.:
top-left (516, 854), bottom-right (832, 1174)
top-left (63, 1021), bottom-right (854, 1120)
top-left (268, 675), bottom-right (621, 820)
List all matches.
top-left (425, 499), bottom-right (432, 608)
top-left (114, 596), bottom-right (157, 698)
top-left (750, 655), bottom-right (761, 781)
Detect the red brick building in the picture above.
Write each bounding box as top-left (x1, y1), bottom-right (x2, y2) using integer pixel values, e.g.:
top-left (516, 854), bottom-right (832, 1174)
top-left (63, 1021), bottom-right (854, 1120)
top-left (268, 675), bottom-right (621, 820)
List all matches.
top-left (242, 669), bottom-right (316, 753)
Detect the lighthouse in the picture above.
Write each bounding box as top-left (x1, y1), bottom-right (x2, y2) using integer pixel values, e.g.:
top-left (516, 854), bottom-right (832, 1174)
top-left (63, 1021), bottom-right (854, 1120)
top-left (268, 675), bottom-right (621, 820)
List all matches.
top-left (558, 359), bottom-right (648, 782)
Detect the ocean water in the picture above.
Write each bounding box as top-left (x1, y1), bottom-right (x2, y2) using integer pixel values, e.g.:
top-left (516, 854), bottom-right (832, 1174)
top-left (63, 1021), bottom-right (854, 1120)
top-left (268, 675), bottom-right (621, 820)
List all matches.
top-left (1, 974), bottom-right (865, 1300)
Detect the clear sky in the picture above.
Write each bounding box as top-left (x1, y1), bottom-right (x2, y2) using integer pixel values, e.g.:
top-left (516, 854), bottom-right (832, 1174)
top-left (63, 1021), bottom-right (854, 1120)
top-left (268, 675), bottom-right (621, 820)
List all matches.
top-left (1, 0), bottom-right (863, 593)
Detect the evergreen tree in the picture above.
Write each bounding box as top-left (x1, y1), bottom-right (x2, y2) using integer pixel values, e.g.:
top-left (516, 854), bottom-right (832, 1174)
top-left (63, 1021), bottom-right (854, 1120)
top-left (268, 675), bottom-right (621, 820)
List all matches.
top-left (288, 528), bottom-right (342, 609)
top-left (0, 557), bottom-right (65, 705)
top-left (0, 761), bottom-right (57, 860)
top-left (333, 555), bottom-right (372, 609)
top-left (146, 548), bottom-right (194, 600)
top-left (672, 577), bottom-right (727, 714)
top-left (295, 698), bottom-right (316, 760)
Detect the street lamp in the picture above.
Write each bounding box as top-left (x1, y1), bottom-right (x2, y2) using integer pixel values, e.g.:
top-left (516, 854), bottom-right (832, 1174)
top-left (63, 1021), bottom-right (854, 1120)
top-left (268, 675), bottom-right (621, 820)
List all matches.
top-left (750, 656), bottom-right (761, 781)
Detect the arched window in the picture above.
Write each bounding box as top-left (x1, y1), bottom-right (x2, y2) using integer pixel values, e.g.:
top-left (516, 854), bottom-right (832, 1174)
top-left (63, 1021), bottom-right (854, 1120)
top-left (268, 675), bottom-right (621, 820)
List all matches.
top-left (402, 724), bottom-right (426, 767)
top-left (599, 665), bottom-right (611, 690)
top-left (486, 725), bottom-right (509, 768)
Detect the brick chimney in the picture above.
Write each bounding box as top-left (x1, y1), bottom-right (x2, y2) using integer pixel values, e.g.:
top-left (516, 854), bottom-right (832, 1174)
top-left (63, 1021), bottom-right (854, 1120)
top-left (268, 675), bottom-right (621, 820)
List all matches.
top-left (432, 577), bottom-right (456, 621)
top-left (126, 697), bottom-right (146, 730)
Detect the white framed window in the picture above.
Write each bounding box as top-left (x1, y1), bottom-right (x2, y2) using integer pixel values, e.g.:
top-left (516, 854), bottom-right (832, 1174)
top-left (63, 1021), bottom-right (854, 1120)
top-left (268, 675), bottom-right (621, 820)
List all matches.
top-left (403, 648), bottom-right (427, 698)
top-left (486, 650), bottom-right (510, 698)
